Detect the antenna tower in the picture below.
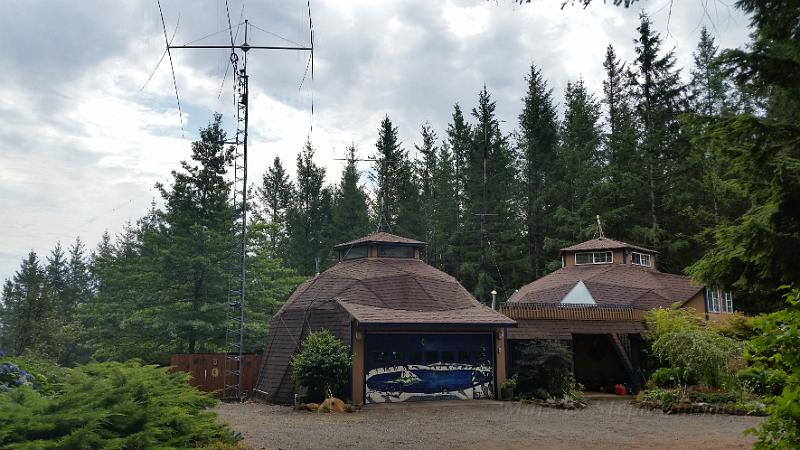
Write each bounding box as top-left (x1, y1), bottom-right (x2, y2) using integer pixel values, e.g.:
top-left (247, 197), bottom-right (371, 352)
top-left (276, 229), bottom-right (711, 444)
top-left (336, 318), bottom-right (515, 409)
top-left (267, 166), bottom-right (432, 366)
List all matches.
top-left (160, 5), bottom-right (312, 400)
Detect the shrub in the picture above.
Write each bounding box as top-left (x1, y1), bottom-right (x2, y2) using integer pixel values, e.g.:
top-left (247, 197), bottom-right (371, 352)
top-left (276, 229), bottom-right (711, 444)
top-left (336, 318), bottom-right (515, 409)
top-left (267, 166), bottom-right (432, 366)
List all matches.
top-left (745, 287), bottom-right (800, 449)
top-left (650, 328), bottom-right (738, 388)
top-left (0, 361), bottom-right (236, 449)
top-left (649, 367), bottom-right (683, 388)
top-left (513, 340), bottom-right (573, 399)
top-left (290, 329), bottom-right (351, 403)
top-left (645, 307), bottom-right (741, 389)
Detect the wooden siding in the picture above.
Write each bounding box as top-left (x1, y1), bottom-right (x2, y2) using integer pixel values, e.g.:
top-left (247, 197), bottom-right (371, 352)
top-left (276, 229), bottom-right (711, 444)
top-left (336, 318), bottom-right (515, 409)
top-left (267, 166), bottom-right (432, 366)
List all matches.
top-left (170, 353), bottom-right (262, 397)
top-left (506, 318), bottom-right (646, 340)
top-left (501, 303), bottom-right (645, 321)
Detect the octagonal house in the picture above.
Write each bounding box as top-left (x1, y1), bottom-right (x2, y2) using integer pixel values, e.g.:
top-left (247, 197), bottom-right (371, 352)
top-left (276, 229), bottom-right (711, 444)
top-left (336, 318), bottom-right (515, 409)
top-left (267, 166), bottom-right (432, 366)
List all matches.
top-left (254, 232), bottom-right (515, 404)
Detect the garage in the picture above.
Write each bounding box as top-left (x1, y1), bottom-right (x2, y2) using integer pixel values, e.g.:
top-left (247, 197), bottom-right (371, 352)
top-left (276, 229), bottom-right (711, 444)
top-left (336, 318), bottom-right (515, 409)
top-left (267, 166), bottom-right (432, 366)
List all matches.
top-left (364, 333), bottom-right (494, 403)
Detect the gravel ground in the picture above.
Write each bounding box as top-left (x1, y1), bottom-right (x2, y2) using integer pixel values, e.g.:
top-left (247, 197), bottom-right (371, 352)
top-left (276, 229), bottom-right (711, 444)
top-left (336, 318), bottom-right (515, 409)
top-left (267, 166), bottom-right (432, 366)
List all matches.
top-left (214, 399), bottom-right (762, 450)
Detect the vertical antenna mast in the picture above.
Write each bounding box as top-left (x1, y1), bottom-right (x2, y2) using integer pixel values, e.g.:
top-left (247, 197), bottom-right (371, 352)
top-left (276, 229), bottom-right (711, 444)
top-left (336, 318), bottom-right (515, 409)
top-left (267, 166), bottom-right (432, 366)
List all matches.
top-left (166, 12), bottom-right (312, 401)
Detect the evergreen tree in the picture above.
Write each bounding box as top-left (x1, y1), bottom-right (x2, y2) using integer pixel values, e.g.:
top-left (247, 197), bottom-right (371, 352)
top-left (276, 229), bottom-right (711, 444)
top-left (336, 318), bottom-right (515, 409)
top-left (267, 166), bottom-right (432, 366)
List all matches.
top-left (687, 0), bottom-right (800, 309)
top-left (245, 222), bottom-right (305, 352)
top-left (371, 115), bottom-right (419, 236)
top-left (0, 252), bottom-right (57, 356)
top-left (45, 243), bottom-right (69, 319)
top-left (285, 141), bottom-right (333, 275)
top-left (518, 66), bottom-right (559, 279)
top-left (416, 122), bottom-right (439, 257)
top-left (598, 44), bottom-right (647, 241)
top-left (446, 104), bottom-right (473, 277)
top-left (464, 86), bottom-right (525, 303)
top-left (331, 145), bottom-right (371, 245)
top-left (258, 156), bottom-right (293, 253)
top-left (154, 114), bottom-right (233, 354)
top-left (552, 79), bottom-right (603, 256)
top-left (430, 141), bottom-right (459, 273)
top-left (630, 13), bottom-right (689, 268)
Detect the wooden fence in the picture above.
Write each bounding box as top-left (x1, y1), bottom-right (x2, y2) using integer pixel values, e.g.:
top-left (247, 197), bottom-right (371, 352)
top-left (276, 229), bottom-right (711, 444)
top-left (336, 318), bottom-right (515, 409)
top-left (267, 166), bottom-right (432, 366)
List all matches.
top-left (500, 303), bottom-right (645, 321)
top-left (170, 354), bottom-right (262, 397)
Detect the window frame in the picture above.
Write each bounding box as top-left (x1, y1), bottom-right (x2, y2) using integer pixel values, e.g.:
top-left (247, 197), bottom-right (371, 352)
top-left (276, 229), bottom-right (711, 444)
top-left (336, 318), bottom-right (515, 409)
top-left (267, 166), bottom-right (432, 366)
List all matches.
top-left (340, 245), bottom-right (368, 261)
top-left (377, 245), bottom-right (415, 258)
top-left (631, 252), bottom-right (651, 267)
top-left (706, 288), bottom-right (733, 313)
top-left (574, 251), bottom-right (614, 265)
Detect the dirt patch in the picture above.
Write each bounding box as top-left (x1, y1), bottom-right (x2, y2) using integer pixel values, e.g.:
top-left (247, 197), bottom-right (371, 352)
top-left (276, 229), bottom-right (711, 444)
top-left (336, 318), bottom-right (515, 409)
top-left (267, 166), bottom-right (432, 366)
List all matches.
top-left (214, 399), bottom-right (761, 450)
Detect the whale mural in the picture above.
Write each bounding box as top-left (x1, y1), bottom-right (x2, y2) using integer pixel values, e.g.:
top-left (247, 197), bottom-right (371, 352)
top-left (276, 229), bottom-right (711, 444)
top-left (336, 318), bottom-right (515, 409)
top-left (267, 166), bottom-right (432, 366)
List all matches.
top-left (364, 333), bottom-right (495, 403)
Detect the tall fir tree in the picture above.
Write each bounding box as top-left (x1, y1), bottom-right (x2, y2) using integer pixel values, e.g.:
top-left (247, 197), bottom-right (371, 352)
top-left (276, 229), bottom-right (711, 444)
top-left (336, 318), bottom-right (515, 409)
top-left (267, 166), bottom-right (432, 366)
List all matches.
top-left (154, 114), bottom-right (233, 354)
top-left (285, 140), bottom-right (333, 275)
top-left (416, 122), bottom-right (439, 258)
top-left (446, 104), bottom-right (473, 279)
top-left (598, 44), bottom-right (647, 241)
top-left (430, 141), bottom-right (459, 273)
top-left (331, 145), bottom-right (371, 245)
top-left (687, 0), bottom-right (800, 310)
top-left (518, 65), bottom-right (559, 279)
top-left (464, 86), bottom-right (525, 303)
top-left (258, 156), bottom-right (293, 253)
top-left (371, 115), bottom-right (423, 238)
top-left (0, 251), bottom-right (57, 356)
top-left (630, 13), bottom-right (689, 269)
top-left (552, 79), bottom-right (603, 256)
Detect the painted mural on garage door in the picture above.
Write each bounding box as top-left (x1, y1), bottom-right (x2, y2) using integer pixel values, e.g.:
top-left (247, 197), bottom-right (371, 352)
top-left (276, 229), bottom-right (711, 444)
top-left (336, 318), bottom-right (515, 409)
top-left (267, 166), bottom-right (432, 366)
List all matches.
top-left (364, 333), bottom-right (495, 403)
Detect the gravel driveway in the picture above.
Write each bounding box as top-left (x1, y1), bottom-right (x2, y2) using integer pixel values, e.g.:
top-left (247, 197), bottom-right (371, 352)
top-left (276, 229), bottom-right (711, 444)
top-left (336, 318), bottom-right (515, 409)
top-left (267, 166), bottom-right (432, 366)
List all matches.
top-left (214, 399), bottom-right (762, 450)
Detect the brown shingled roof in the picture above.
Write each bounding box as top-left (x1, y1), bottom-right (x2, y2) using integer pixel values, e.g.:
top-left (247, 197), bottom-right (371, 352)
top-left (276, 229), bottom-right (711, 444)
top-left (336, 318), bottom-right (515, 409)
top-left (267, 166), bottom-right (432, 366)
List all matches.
top-left (333, 231), bottom-right (426, 249)
top-left (508, 264), bottom-right (703, 309)
top-left (560, 237), bottom-right (657, 254)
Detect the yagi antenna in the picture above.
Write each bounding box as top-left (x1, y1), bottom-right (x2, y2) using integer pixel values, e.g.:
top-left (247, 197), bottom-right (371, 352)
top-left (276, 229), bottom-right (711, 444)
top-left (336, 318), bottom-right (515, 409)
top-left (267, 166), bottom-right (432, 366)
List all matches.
top-left (156, 0), bottom-right (184, 137)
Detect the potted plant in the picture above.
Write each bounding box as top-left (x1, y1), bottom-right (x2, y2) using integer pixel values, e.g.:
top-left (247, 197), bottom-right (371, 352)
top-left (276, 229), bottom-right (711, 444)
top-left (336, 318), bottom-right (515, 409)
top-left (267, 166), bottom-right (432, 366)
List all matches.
top-left (500, 374), bottom-right (518, 400)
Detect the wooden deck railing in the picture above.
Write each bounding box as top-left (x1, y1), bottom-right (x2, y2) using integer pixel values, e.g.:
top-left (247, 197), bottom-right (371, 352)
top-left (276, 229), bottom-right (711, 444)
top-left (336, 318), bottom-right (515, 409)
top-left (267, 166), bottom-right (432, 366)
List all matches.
top-left (500, 303), bottom-right (645, 321)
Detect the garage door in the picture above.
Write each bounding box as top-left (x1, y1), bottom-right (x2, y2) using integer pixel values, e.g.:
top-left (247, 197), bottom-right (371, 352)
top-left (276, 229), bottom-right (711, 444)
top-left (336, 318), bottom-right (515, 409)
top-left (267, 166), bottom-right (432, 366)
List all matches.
top-left (364, 333), bottom-right (495, 403)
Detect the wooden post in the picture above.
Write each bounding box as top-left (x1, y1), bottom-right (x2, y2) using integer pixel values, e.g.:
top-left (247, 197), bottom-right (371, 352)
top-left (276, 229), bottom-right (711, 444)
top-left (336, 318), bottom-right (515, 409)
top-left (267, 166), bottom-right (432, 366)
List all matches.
top-left (351, 325), bottom-right (365, 405)
top-left (495, 329), bottom-right (507, 399)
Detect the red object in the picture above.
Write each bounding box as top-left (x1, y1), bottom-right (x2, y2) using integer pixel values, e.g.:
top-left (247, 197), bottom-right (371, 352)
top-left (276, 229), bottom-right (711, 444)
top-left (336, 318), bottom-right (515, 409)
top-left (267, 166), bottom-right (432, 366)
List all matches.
top-left (615, 384), bottom-right (627, 396)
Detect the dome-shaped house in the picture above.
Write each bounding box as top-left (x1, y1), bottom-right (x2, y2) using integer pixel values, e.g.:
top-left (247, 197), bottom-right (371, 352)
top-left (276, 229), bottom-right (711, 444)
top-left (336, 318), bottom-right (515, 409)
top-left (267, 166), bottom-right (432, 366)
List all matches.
top-left (255, 232), bottom-right (515, 404)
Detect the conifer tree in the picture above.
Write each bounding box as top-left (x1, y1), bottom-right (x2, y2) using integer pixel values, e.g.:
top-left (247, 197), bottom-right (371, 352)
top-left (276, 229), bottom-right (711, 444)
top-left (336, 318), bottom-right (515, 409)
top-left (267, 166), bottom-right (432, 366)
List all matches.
top-left (630, 13), bottom-right (687, 259)
top-left (258, 156), bottom-right (293, 253)
top-left (371, 115), bottom-right (422, 238)
top-left (285, 141), bottom-right (333, 275)
top-left (416, 122), bottom-right (439, 257)
top-left (430, 142), bottom-right (459, 273)
top-left (0, 251), bottom-right (57, 356)
top-left (465, 87), bottom-right (524, 303)
top-left (552, 79), bottom-right (603, 254)
top-left (446, 104), bottom-right (473, 278)
top-left (154, 114), bottom-right (233, 354)
top-left (598, 44), bottom-right (647, 241)
top-left (518, 65), bottom-right (559, 279)
top-left (331, 145), bottom-right (371, 245)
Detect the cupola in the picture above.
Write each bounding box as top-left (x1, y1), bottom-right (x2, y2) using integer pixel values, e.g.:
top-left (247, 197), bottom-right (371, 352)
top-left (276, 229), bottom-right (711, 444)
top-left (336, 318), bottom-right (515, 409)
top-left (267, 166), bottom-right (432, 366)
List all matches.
top-left (333, 232), bottom-right (426, 261)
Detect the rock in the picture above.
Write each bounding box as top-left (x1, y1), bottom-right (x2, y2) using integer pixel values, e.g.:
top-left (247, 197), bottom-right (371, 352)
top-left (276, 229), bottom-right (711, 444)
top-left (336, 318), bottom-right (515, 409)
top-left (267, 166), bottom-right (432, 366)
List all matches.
top-left (318, 397), bottom-right (347, 413)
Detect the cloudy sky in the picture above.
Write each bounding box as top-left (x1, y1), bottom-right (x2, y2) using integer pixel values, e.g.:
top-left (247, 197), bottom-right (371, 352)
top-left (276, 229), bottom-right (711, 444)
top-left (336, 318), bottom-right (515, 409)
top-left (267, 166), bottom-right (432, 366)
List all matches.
top-left (0, 0), bottom-right (751, 281)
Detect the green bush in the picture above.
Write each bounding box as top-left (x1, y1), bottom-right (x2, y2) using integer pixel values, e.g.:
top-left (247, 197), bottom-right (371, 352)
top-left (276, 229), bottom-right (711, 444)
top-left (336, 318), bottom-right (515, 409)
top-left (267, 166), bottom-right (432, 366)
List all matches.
top-left (512, 340), bottom-right (573, 399)
top-left (737, 366), bottom-right (787, 396)
top-left (649, 367), bottom-right (683, 388)
top-left (745, 287), bottom-right (800, 449)
top-left (290, 329), bottom-right (351, 403)
top-left (688, 390), bottom-right (738, 404)
top-left (645, 307), bottom-right (741, 389)
top-left (0, 361), bottom-right (236, 449)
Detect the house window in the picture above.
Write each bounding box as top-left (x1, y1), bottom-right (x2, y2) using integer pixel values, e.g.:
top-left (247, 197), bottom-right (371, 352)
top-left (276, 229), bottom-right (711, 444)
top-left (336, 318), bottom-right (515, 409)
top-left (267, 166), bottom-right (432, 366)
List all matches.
top-left (341, 245), bottom-right (368, 260)
top-left (575, 251), bottom-right (613, 265)
top-left (707, 288), bottom-right (734, 313)
top-left (378, 245), bottom-right (414, 258)
top-left (631, 252), bottom-right (651, 267)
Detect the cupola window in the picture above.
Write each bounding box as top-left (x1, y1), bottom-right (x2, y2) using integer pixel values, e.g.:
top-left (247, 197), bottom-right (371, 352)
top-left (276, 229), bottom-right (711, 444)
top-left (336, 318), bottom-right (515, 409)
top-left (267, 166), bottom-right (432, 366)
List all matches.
top-left (575, 251), bottom-right (613, 265)
top-left (631, 252), bottom-right (651, 267)
top-left (378, 245), bottom-right (414, 258)
top-left (340, 245), bottom-right (368, 260)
